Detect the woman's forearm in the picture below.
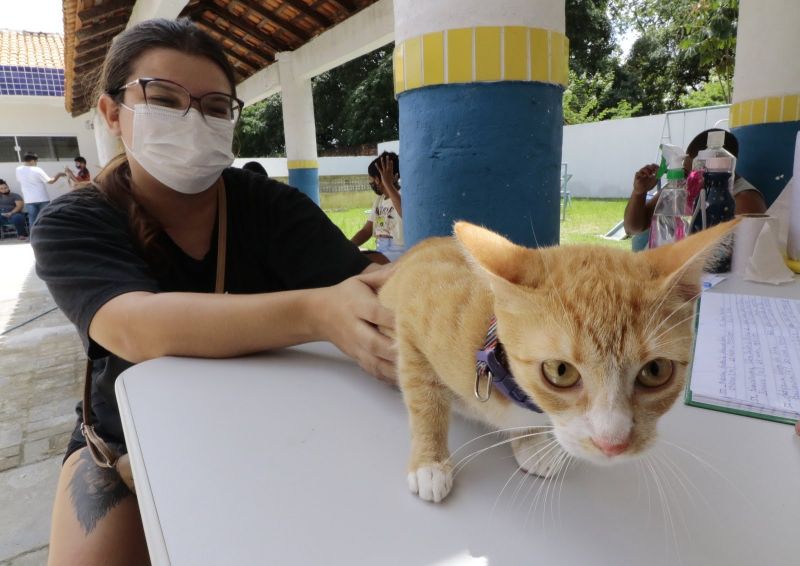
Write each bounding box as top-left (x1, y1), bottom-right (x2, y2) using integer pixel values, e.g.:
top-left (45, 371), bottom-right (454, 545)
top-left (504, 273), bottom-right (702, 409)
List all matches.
top-left (90, 289), bottom-right (328, 363)
top-left (624, 191), bottom-right (649, 234)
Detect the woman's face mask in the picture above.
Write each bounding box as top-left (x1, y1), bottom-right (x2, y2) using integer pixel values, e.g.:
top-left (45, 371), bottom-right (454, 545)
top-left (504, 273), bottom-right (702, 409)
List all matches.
top-left (121, 103), bottom-right (234, 194)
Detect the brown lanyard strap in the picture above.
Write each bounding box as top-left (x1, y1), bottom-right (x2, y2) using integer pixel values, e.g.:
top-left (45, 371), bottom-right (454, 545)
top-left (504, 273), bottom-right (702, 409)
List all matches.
top-left (82, 183), bottom-right (228, 467)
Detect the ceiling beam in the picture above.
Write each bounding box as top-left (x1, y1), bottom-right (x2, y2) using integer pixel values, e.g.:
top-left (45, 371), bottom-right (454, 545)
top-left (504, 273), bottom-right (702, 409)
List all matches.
top-left (280, 0), bottom-right (332, 28)
top-left (326, 0), bottom-right (358, 15)
top-left (76, 14), bottom-right (129, 42)
top-left (229, 0), bottom-right (311, 44)
top-left (193, 21), bottom-right (264, 75)
top-left (196, 3), bottom-right (288, 55)
top-left (77, 0), bottom-right (134, 23)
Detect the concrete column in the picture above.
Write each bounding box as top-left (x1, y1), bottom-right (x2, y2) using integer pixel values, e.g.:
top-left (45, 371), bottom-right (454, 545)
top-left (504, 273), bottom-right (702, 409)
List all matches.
top-left (729, 0), bottom-right (800, 205)
top-left (278, 53), bottom-right (320, 204)
top-left (393, 0), bottom-right (567, 247)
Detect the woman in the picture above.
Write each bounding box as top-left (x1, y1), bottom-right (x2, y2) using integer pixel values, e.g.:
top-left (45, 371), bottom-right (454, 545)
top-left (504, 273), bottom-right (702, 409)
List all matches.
top-left (32, 19), bottom-right (395, 565)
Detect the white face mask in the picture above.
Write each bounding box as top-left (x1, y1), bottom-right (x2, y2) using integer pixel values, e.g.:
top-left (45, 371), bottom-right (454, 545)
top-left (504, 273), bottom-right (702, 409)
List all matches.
top-left (122, 104), bottom-right (234, 194)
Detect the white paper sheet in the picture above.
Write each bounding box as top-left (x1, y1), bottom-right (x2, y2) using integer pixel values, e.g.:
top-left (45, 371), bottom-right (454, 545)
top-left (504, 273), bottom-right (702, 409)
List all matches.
top-left (690, 292), bottom-right (800, 419)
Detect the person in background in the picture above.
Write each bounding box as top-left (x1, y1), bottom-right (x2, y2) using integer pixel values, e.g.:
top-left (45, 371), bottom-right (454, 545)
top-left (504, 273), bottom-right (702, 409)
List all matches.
top-left (15, 153), bottom-right (66, 230)
top-left (350, 151), bottom-right (404, 262)
top-left (65, 156), bottom-right (92, 187)
top-left (32, 18), bottom-right (394, 565)
top-left (241, 160), bottom-right (269, 178)
top-left (0, 179), bottom-right (29, 241)
top-left (624, 128), bottom-right (767, 251)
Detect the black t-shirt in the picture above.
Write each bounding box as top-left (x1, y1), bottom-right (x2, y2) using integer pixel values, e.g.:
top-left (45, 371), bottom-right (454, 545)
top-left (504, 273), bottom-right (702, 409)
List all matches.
top-left (32, 168), bottom-right (370, 443)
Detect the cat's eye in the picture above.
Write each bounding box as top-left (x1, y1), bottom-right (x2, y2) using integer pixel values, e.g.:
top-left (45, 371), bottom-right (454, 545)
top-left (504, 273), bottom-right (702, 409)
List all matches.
top-left (541, 360), bottom-right (581, 388)
top-left (636, 358), bottom-right (674, 388)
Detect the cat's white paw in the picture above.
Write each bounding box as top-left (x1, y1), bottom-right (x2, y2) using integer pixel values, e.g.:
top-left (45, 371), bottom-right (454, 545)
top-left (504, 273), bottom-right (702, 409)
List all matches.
top-left (512, 433), bottom-right (566, 479)
top-left (408, 463), bottom-right (453, 503)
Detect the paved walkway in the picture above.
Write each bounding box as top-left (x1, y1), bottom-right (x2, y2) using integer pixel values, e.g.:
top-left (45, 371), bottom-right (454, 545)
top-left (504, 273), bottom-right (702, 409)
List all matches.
top-left (0, 239), bottom-right (84, 565)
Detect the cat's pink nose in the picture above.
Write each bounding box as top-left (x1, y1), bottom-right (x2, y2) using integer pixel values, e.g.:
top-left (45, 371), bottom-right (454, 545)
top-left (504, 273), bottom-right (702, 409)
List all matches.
top-left (592, 437), bottom-right (630, 457)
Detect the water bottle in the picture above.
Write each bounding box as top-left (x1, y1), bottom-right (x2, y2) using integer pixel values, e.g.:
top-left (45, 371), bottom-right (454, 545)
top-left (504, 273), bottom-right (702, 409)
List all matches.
top-left (649, 166), bottom-right (692, 248)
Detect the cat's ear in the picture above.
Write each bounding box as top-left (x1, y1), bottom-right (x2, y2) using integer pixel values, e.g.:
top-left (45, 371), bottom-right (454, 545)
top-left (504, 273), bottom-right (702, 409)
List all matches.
top-left (641, 218), bottom-right (739, 300)
top-left (453, 222), bottom-right (544, 287)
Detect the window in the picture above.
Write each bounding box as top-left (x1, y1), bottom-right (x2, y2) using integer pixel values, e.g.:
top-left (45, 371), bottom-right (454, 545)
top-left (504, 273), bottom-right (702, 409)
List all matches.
top-left (0, 135), bottom-right (79, 162)
top-left (0, 137), bottom-right (17, 162)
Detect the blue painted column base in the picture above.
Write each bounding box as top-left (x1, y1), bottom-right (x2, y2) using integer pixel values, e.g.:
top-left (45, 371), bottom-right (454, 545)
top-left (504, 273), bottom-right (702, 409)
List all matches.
top-left (398, 82), bottom-right (563, 248)
top-left (288, 167), bottom-right (320, 205)
top-left (732, 120), bottom-right (799, 207)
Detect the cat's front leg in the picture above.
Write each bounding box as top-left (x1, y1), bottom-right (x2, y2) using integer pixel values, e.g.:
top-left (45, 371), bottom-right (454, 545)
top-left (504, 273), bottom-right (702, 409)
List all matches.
top-left (400, 352), bottom-right (453, 503)
top-left (511, 431), bottom-right (567, 479)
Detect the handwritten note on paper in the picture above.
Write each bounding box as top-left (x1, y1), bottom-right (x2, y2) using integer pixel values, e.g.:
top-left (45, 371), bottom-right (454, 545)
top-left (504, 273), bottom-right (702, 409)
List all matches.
top-left (690, 293), bottom-right (800, 419)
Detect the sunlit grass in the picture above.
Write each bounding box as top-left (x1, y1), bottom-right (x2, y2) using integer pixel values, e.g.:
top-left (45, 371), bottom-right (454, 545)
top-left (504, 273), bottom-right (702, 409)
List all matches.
top-left (322, 194), bottom-right (631, 251)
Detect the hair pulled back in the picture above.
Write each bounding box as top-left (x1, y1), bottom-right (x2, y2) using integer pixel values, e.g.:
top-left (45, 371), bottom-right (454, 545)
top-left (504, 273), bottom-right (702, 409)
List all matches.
top-left (92, 18), bottom-right (237, 258)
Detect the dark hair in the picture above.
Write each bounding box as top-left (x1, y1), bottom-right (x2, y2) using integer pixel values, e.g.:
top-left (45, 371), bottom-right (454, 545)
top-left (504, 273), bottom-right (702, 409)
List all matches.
top-left (74, 156), bottom-right (87, 165)
top-left (0, 179), bottom-right (7, 186)
top-left (242, 161), bottom-right (268, 177)
top-left (368, 151), bottom-right (399, 179)
top-left (686, 128), bottom-right (739, 159)
top-left (92, 18), bottom-right (238, 260)
top-left (23, 153), bottom-right (38, 162)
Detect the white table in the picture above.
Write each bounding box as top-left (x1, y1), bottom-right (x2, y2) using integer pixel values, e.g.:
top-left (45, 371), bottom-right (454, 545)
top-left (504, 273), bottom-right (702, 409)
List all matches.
top-left (117, 277), bottom-right (800, 566)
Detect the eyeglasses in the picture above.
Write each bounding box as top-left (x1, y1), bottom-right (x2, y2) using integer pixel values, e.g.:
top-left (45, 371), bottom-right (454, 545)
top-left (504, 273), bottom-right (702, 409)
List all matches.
top-left (109, 78), bottom-right (244, 122)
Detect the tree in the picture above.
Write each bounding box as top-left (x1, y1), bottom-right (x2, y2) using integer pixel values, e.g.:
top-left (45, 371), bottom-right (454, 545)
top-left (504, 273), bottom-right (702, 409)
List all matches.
top-left (563, 70), bottom-right (641, 124)
top-left (234, 93), bottom-right (285, 157)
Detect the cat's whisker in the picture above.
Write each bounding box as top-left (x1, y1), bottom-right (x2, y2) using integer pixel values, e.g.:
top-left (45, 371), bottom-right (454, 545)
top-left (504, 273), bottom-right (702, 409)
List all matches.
top-left (491, 436), bottom-right (556, 517)
top-left (661, 439), bottom-right (752, 507)
top-left (449, 425), bottom-right (553, 460)
top-left (654, 446), bottom-right (711, 516)
top-left (451, 431), bottom-right (553, 477)
top-left (644, 454), bottom-right (676, 560)
top-left (651, 450), bottom-right (691, 557)
top-left (555, 454), bottom-right (574, 528)
top-left (644, 284), bottom-right (704, 340)
top-left (547, 451), bottom-right (570, 525)
top-left (510, 439), bottom-right (559, 515)
top-left (507, 439), bottom-right (560, 512)
top-left (646, 312), bottom-right (699, 348)
top-left (523, 443), bottom-right (563, 527)
top-left (641, 254), bottom-right (706, 338)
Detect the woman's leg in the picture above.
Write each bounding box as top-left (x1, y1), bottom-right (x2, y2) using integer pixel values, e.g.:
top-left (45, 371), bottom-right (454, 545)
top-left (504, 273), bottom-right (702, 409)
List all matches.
top-left (47, 447), bottom-right (150, 566)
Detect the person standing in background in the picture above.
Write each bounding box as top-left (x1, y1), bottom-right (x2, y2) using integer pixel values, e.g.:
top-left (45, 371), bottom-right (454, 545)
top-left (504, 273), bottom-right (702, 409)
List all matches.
top-left (15, 153), bottom-right (66, 230)
top-left (65, 156), bottom-right (92, 187)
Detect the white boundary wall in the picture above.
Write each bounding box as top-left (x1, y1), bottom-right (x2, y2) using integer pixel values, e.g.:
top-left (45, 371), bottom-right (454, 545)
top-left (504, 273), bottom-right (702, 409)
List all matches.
top-left (563, 106), bottom-right (730, 198)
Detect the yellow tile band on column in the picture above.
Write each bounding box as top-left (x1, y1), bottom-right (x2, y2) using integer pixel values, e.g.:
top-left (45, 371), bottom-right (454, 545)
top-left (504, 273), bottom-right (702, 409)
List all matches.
top-left (287, 160), bottom-right (319, 169)
top-left (730, 93), bottom-right (800, 127)
top-left (394, 26), bottom-right (569, 95)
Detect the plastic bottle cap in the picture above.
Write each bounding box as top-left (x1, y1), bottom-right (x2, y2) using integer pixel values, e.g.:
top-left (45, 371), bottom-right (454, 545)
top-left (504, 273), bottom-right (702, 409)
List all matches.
top-left (706, 156), bottom-right (733, 170)
top-left (667, 168), bottom-right (685, 180)
top-left (707, 130), bottom-right (725, 148)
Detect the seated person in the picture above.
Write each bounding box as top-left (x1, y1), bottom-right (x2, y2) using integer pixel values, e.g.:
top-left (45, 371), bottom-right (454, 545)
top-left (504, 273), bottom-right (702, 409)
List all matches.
top-left (350, 151), bottom-right (404, 262)
top-left (624, 129), bottom-right (766, 251)
top-left (0, 179), bottom-right (29, 240)
top-left (242, 161), bottom-right (269, 178)
top-left (65, 156), bottom-right (91, 188)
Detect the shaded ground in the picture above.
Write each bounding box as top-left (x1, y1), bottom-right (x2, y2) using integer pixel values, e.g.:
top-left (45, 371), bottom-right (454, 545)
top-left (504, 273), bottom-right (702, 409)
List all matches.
top-left (0, 241), bottom-right (84, 565)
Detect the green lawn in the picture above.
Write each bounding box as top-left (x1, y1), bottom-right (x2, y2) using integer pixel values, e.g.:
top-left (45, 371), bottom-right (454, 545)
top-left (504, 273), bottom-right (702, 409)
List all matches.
top-left (322, 192), bottom-right (631, 251)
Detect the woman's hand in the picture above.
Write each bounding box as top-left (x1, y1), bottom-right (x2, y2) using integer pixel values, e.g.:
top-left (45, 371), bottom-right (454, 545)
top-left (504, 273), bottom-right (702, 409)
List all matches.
top-left (312, 268), bottom-right (397, 384)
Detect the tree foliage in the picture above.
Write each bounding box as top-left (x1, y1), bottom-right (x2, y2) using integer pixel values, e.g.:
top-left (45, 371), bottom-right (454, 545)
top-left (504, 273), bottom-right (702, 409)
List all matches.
top-left (235, 0), bottom-right (741, 153)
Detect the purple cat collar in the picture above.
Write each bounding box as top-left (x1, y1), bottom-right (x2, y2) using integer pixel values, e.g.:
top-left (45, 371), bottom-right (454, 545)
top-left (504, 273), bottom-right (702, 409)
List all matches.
top-left (475, 317), bottom-right (543, 413)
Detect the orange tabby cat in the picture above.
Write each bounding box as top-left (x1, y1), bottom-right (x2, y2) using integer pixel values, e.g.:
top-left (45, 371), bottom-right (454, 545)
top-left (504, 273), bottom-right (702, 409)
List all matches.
top-left (379, 220), bottom-right (737, 503)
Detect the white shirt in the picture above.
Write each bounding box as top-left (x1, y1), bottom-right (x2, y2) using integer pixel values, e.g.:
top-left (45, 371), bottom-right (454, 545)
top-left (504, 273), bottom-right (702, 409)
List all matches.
top-left (15, 165), bottom-right (51, 204)
top-left (369, 194), bottom-right (403, 245)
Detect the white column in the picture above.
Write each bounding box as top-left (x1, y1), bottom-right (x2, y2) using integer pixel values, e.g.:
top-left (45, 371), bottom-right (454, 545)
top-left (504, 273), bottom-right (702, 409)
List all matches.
top-left (127, 0), bottom-right (188, 28)
top-left (278, 53), bottom-right (320, 203)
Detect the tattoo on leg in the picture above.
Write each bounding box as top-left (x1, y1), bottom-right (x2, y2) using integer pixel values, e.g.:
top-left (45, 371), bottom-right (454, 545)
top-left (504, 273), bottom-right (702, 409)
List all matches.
top-left (69, 448), bottom-right (133, 534)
